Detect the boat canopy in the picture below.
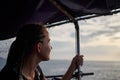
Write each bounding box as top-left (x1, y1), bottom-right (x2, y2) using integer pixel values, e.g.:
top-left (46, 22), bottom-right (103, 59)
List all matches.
top-left (1, 0), bottom-right (120, 40)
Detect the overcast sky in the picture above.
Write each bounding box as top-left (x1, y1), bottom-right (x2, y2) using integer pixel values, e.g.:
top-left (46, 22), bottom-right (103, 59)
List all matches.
top-left (0, 13), bottom-right (120, 61)
top-left (49, 13), bottom-right (120, 61)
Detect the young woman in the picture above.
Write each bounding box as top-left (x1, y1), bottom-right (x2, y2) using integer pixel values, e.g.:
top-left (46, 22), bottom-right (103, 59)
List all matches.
top-left (0, 24), bottom-right (84, 80)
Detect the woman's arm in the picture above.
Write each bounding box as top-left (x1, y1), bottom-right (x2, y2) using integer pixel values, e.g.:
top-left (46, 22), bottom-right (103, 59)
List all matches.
top-left (61, 55), bottom-right (84, 80)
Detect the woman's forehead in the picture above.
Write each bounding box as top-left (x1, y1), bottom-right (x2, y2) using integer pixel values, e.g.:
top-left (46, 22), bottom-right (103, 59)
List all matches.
top-left (43, 28), bottom-right (48, 34)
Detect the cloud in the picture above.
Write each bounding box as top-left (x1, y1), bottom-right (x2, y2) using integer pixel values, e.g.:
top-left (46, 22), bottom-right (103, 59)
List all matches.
top-left (81, 45), bottom-right (120, 61)
top-left (48, 13), bottom-right (120, 61)
top-left (79, 13), bottom-right (120, 44)
top-left (49, 23), bottom-right (75, 42)
top-left (49, 13), bottom-right (120, 47)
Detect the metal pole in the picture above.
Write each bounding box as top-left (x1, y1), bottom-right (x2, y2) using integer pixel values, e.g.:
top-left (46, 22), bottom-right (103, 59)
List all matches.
top-left (74, 20), bottom-right (81, 80)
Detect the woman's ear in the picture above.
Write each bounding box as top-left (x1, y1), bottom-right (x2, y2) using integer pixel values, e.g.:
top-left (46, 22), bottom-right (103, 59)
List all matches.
top-left (36, 42), bottom-right (42, 53)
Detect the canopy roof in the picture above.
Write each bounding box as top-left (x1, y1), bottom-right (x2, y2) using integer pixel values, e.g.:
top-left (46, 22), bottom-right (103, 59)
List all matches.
top-left (1, 0), bottom-right (120, 40)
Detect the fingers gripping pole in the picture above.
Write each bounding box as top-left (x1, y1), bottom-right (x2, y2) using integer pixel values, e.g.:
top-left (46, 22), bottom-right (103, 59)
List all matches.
top-left (74, 20), bottom-right (81, 80)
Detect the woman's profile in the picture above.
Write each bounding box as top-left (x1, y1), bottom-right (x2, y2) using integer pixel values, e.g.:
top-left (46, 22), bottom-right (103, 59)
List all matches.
top-left (0, 24), bottom-right (83, 80)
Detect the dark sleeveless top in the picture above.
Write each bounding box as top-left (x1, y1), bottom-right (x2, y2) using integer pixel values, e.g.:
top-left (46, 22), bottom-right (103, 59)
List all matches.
top-left (22, 66), bottom-right (44, 80)
top-left (0, 65), bottom-right (44, 80)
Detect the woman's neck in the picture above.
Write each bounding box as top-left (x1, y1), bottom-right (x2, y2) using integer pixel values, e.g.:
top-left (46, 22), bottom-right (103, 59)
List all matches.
top-left (21, 53), bottom-right (40, 80)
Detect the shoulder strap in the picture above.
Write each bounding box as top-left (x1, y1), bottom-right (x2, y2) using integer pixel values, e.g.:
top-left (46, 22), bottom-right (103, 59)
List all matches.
top-left (36, 65), bottom-right (44, 80)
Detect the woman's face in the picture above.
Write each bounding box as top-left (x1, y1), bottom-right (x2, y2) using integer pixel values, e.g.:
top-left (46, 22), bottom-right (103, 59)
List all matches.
top-left (39, 28), bottom-right (52, 61)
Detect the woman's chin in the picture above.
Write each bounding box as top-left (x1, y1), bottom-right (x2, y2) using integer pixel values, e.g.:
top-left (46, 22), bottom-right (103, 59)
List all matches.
top-left (43, 57), bottom-right (50, 61)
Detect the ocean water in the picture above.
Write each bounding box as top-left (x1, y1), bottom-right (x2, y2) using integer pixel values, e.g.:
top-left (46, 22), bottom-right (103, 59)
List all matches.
top-left (0, 58), bottom-right (120, 80)
top-left (40, 60), bottom-right (120, 80)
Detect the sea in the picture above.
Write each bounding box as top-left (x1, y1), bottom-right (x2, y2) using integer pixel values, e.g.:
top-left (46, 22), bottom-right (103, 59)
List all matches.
top-left (0, 57), bottom-right (120, 80)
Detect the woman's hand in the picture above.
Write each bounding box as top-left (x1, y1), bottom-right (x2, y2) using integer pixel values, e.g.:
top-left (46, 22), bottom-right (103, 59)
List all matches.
top-left (71, 55), bottom-right (84, 69)
top-left (61, 55), bottom-right (84, 80)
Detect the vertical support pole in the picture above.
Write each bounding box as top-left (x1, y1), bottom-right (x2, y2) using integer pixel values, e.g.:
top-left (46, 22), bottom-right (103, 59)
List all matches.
top-left (74, 20), bottom-right (81, 80)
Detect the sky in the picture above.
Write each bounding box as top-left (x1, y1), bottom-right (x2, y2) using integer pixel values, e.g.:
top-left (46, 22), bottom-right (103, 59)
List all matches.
top-left (49, 13), bottom-right (120, 61)
top-left (0, 13), bottom-right (120, 61)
